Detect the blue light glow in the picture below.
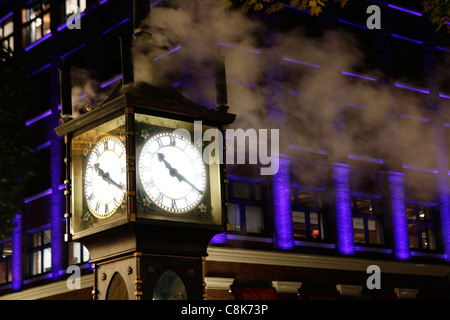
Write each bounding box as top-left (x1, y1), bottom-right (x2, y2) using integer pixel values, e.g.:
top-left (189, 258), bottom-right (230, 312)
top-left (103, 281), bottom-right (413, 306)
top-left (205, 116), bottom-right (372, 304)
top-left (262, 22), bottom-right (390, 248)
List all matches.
top-left (390, 33), bottom-right (423, 45)
top-left (387, 4), bottom-right (422, 16)
top-left (282, 57), bottom-right (320, 68)
top-left (153, 45), bottom-right (182, 61)
top-left (25, 109), bottom-right (52, 126)
top-left (24, 33), bottom-right (52, 52)
top-left (60, 43), bottom-right (87, 59)
top-left (341, 71), bottom-right (377, 81)
top-left (348, 154), bottom-right (383, 164)
top-left (24, 188), bottom-right (53, 204)
top-left (332, 163), bottom-right (355, 255)
top-left (0, 12), bottom-right (13, 24)
top-left (218, 42), bottom-right (261, 55)
top-left (387, 172), bottom-right (410, 259)
top-left (439, 92), bottom-right (450, 99)
top-left (338, 18), bottom-right (367, 29)
top-left (394, 82), bottom-right (430, 94)
top-left (30, 63), bottom-right (51, 76)
top-left (100, 75), bottom-right (123, 88)
top-left (12, 214), bottom-right (22, 291)
top-left (402, 164), bottom-right (438, 173)
top-left (272, 158), bottom-right (294, 250)
top-left (102, 18), bottom-right (131, 35)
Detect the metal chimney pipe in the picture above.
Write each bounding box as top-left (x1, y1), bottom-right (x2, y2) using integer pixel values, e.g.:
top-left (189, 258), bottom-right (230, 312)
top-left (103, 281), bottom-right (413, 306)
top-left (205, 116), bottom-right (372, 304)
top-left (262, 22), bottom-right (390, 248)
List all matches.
top-left (214, 50), bottom-right (229, 112)
top-left (59, 59), bottom-right (73, 122)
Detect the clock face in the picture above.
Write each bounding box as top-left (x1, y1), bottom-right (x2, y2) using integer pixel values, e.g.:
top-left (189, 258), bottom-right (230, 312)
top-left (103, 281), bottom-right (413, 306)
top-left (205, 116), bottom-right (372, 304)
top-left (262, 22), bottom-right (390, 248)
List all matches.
top-left (85, 136), bottom-right (127, 218)
top-left (139, 132), bottom-right (207, 213)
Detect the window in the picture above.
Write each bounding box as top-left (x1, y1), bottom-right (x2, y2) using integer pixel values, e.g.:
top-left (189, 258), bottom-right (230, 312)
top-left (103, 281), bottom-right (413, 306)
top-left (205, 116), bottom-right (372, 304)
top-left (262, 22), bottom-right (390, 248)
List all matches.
top-left (0, 240), bottom-right (12, 285)
top-left (64, 0), bottom-right (86, 19)
top-left (24, 0), bottom-right (51, 47)
top-left (352, 196), bottom-right (385, 245)
top-left (28, 228), bottom-right (51, 276)
top-left (68, 242), bottom-right (89, 265)
top-left (228, 178), bottom-right (267, 234)
top-left (407, 203), bottom-right (439, 250)
top-left (0, 13), bottom-right (14, 51)
top-left (291, 188), bottom-right (328, 240)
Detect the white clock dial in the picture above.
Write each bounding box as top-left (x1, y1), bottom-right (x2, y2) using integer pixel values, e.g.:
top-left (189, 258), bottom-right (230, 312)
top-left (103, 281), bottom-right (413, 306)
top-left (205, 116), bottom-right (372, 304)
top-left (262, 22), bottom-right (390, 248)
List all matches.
top-left (85, 136), bottom-right (126, 218)
top-left (139, 132), bottom-right (206, 213)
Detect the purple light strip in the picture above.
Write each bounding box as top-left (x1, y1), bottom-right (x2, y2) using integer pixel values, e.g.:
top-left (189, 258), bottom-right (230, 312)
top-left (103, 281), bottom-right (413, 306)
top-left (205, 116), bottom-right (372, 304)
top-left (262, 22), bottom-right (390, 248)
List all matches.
top-left (390, 33), bottom-right (423, 45)
top-left (218, 42), bottom-right (261, 55)
top-left (439, 92), bottom-right (450, 99)
top-left (102, 17), bottom-right (130, 35)
top-left (436, 46), bottom-right (450, 53)
top-left (210, 232), bottom-right (227, 244)
top-left (285, 4), bottom-right (310, 13)
top-left (24, 188), bottom-right (53, 204)
top-left (24, 33), bottom-right (52, 52)
top-left (12, 213), bottom-right (22, 291)
top-left (36, 140), bottom-right (51, 151)
top-left (402, 164), bottom-right (438, 173)
top-left (338, 18), bottom-right (367, 29)
top-left (282, 57), bottom-right (320, 68)
top-left (25, 109), bottom-right (52, 126)
top-left (0, 11), bottom-right (13, 24)
top-left (355, 246), bottom-right (392, 254)
top-left (341, 71), bottom-right (377, 81)
top-left (100, 74), bottom-right (122, 88)
top-left (387, 172), bottom-right (410, 259)
top-left (272, 158), bottom-right (294, 249)
top-left (99, 0), bottom-right (109, 4)
top-left (57, 12), bottom-right (86, 32)
top-left (387, 4), bottom-right (422, 17)
top-left (30, 63), bottom-right (51, 76)
top-left (153, 45), bottom-right (182, 61)
top-left (348, 154), bottom-right (383, 164)
top-left (332, 163), bottom-right (355, 255)
top-left (400, 114), bottom-right (430, 122)
top-left (394, 82), bottom-right (430, 94)
top-left (60, 43), bottom-right (87, 59)
top-left (151, 0), bottom-right (164, 6)
top-left (289, 144), bottom-right (328, 155)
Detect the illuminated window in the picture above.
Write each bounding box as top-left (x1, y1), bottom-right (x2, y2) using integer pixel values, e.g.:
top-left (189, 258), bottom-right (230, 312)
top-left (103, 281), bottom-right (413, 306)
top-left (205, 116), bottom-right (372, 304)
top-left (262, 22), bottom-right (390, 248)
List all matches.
top-left (407, 203), bottom-right (439, 250)
top-left (291, 188), bottom-right (328, 240)
top-left (352, 196), bottom-right (385, 245)
top-left (0, 13), bottom-right (14, 51)
top-left (24, 0), bottom-right (51, 47)
top-left (27, 228), bottom-right (51, 276)
top-left (228, 178), bottom-right (267, 234)
top-left (0, 240), bottom-right (12, 285)
top-left (68, 242), bottom-right (89, 265)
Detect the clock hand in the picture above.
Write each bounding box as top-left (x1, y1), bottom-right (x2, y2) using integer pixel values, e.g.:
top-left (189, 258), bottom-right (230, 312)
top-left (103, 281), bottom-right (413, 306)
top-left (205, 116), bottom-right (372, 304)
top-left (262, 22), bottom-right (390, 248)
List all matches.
top-left (94, 163), bottom-right (125, 191)
top-left (157, 153), bottom-right (203, 194)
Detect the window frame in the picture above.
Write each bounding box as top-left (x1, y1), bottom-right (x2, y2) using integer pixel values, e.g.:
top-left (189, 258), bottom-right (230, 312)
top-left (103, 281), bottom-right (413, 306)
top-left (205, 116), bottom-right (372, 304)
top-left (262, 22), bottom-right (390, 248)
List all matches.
top-left (24, 0), bottom-right (51, 47)
top-left (0, 13), bottom-right (14, 52)
top-left (27, 227), bottom-right (51, 277)
top-left (227, 176), bottom-right (268, 235)
top-left (0, 239), bottom-right (13, 285)
top-left (406, 202), bottom-right (441, 251)
top-left (351, 194), bottom-right (386, 246)
top-left (291, 185), bottom-right (329, 241)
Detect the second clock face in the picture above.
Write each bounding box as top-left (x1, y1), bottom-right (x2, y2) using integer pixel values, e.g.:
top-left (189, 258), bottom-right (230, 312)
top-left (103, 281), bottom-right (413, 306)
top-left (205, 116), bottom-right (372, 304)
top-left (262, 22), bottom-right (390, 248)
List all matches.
top-left (85, 136), bottom-right (126, 218)
top-left (139, 132), bottom-right (207, 213)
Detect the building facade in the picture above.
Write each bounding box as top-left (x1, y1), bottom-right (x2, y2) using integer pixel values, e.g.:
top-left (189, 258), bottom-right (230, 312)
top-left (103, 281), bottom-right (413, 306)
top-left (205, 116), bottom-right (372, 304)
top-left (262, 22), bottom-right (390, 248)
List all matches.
top-left (0, 0), bottom-right (450, 300)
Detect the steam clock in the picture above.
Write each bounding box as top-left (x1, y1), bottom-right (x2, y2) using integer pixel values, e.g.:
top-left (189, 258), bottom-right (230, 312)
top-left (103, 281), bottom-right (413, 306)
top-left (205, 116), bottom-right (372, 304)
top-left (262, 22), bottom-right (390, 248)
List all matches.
top-left (55, 0), bottom-right (235, 300)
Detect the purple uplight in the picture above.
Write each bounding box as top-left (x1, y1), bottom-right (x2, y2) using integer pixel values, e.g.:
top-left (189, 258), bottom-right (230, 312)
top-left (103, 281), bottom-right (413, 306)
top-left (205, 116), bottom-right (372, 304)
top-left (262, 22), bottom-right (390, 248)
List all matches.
top-left (60, 43), bottom-right (87, 59)
top-left (341, 71), bottom-right (377, 81)
top-left (282, 57), bottom-right (320, 68)
top-left (24, 33), bottom-right (52, 51)
top-left (210, 232), bottom-right (227, 244)
top-left (100, 75), bottom-right (122, 88)
top-left (348, 154), bottom-right (383, 164)
top-left (387, 4), bottom-right (422, 17)
top-left (394, 82), bottom-right (430, 94)
top-left (102, 17), bottom-right (130, 35)
top-left (25, 109), bottom-right (52, 126)
top-left (332, 163), bottom-right (355, 255)
top-left (439, 92), bottom-right (450, 99)
top-left (387, 172), bottom-right (410, 259)
top-left (390, 33), bottom-right (423, 45)
top-left (218, 42), bottom-right (261, 55)
top-left (24, 188), bottom-right (53, 204)
top-left (338, 19), bottom-right (367, 30)
top-left (0, 11), bottom-right (13, 24)
top-left (272, 158), bottom-right (294, 250)
top-left (12, 214), bottom-right (22, 291)
top-left (402, 164), bottom-right (438, 174)
top-left (153, 45), bottom-right (182, 61)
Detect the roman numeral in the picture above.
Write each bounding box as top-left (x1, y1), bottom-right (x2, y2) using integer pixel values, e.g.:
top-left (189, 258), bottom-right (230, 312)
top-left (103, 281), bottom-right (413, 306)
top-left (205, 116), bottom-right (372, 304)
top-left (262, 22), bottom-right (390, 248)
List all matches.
top-left (157, 138), bottom-right (163, 147)
top-left (95, 203), bottom-right (100, 212)
top-left (156, 192), bottom-right (164, 203)
top-left (87, 194), bottom-right (93, 202)
top-left (105, 203), bottom-right (109, 213)
top-left (94, 149), bottom-right (100, 157)
top-left (171, 199), bottom-right (177, 209)
top-left (169, 135), bottom-right (176, 146)
top-left (104, 140), bottom-right (109, 150)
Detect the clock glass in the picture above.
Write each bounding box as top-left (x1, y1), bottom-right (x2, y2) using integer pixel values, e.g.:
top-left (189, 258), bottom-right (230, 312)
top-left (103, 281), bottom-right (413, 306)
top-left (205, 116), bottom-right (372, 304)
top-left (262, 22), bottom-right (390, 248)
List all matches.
top-left (85, 136), bottom-right (127, 218)
top-left (139, 132), bottom-right (206, 213)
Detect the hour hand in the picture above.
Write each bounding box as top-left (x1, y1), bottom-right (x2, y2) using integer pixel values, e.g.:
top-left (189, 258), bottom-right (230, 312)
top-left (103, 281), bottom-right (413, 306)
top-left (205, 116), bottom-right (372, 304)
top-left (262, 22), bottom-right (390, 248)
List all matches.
top-left (94, 163), bottom-right (125, 191)
top-left (156, 154), bottom-right (202, 194)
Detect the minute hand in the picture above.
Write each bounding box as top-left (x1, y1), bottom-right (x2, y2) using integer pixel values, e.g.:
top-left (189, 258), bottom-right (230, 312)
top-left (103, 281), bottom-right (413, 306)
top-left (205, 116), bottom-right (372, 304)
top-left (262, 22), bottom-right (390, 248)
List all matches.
top-left (94, 163), bottom-right (125, 191)
top-left (157, 153), bottom-right (203, 194)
